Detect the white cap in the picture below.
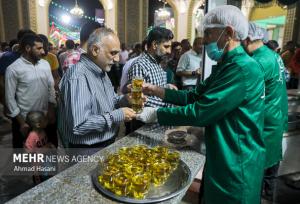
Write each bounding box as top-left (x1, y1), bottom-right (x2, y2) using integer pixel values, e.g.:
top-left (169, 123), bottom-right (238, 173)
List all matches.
top-left (248, 22), bottom-right (268, 43)
top-left (203, 5), bottom-right (248, 40)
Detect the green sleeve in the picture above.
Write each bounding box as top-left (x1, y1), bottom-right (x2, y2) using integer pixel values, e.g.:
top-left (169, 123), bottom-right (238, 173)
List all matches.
top-left (163, 76), bottom-right (211, 106)
top-left (158, 66), bottom-right (246, 127)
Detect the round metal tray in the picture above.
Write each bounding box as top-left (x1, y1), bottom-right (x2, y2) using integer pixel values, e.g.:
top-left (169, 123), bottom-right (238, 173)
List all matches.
top-left (91, 160), bottom-right (191, 203)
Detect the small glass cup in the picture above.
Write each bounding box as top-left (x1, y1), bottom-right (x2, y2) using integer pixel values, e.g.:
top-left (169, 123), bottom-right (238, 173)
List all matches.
top-left (112, 172), bottom-right (130, 196)
top-left (132, 76), bottom-right (144, 89)
top-left (151, 162), bottom-right (171, 186)
top-left (131, 87), bottom-right (143, 113)
top-left (129, 173), bottom-right (151, 199)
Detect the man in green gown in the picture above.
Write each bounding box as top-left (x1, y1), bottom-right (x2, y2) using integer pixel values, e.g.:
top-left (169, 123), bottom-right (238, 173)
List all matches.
top-left (242, 23), bottom-right (288, 201)
top-left (136, 5), bottom-right (266, 204)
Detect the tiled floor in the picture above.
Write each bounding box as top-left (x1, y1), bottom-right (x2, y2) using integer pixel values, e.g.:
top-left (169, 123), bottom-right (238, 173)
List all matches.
top-left (1, 116), bottom-right (300, 203)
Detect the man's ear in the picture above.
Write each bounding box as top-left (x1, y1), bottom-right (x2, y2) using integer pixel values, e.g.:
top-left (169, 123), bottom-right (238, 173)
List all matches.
top-left (225, 26), bottom-right (235, 40)
top-left (91, 44), bottom-right (101, 56)
top-left (25, 45), bottom-right (31, 53)
top-left (152, 41), bottom-right (158, 50)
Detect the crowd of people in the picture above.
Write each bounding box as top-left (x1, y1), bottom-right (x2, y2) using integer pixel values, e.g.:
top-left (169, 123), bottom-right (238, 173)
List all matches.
top-left (0, 4), bottom-right (296, 204)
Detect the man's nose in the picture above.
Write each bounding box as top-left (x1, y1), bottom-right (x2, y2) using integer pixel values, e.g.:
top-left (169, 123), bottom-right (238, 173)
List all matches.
top-left (166, 48), bottom-right (171, 55)
top-left (113, 54), bottom-right (119, 62)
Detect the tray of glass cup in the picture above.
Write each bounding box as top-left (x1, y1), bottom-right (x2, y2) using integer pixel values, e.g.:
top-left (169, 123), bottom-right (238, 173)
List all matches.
top-left (91, 145), bottom-right (191, 203)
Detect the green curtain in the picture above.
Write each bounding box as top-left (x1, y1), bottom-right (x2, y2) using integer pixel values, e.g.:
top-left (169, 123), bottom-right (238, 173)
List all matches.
top-left (254, 0), bottom-right (299, 5)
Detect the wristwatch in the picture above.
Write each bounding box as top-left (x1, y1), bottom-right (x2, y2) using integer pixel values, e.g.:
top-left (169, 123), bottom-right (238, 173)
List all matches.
top-left (192, 71), bottom-right (196, 76)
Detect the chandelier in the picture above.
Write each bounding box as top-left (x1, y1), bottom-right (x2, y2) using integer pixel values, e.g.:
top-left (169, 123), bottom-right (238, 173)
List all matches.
top-left (70, 0), bottom-right (84, 18)
top-left (155, 0), bottom-right (171, 21)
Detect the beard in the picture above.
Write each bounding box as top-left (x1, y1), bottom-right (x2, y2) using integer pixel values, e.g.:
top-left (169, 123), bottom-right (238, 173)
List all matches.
top-left (29, 52), bottom-right (41, 64)
top-left (104, 65), bottom-right (112, 72)
top-left (103, 63), bottom-right (114, 72)
top-left (155, 49), bottom-right (165, 63)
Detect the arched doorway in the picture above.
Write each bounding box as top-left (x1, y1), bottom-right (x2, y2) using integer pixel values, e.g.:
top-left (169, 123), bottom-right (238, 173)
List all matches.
top-left (48, 0), bottom-right (104, 46)
top-left (148, 0), bottom-right (177, 39)
top-left (188, 0), bottom-right (205, 42)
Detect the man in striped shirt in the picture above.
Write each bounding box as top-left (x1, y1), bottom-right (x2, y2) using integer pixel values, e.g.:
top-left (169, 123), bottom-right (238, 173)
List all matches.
top-left (58, 28), bottom-right (136, 149)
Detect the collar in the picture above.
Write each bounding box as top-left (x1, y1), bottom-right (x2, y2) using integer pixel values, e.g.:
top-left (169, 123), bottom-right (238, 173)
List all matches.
top-left (252, 45), bottom-right (268, 56)
top-left (78, 47), bottom-right (86, 54)
top-left (191, 49), bottom-right (201, 56)
top-left (80, 54), bottom-right (105, 77)
top-left (20, 56), bottom-right (41, 66)
top-left (222, 45), bottom-right (245, 62)
top-left (144, 52), bottom-right (159, 64)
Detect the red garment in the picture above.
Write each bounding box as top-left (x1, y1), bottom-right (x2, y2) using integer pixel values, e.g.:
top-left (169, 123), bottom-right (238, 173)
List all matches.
top-left (289, 48), bottom-right (300, 74)
top-left (63, 50), bottom-right (81, 73)
top-left (24, 130), bottom-right (48, 152)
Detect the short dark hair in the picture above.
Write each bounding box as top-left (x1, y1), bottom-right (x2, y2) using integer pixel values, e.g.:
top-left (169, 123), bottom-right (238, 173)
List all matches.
top-left (65, 39), bottom-right (75, 49)
top-left (38, 34), bottom-right (49, 54)
top-left (80, 22), bottom-right (102, 44)
top-left (146, 27), bottom-right (173, 48)
top-left (20, 34), bottom-right (43, 53)
top-left (17, 29), bottom-right (35, 42)
top-left (134, 43), bottom-right (142, 51)
top-left (171, 41), bottom-right (181, 50)
top-left (193, 37), bottom-right (203, 46)
top-left (1, 42), bottom-right (9, 50)
top-left (9, 39), bottom-right (18, 48)
top-left (265, 40), bottom-right (279, 51)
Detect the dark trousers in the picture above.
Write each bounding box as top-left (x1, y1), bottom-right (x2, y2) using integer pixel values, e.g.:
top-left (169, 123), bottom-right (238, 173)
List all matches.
top-left (11, 118), bottom-right (25, 148)
top-left (199, 164), bottom-right (206, 204)
top-left (45, 122), bottom-right (58, 147)
top-left (287, 77), bottom-right (298, 89)
top-left (125, 119), bottom-right (145, 135)
top-left (263, 162), bottom-right (280, 198)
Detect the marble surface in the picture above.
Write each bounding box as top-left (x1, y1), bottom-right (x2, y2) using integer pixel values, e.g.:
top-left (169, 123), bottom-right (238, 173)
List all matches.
top-left (6, 125), bottom-right (205, 204)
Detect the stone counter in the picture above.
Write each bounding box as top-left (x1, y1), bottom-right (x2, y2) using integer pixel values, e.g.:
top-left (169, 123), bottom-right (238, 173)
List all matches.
top-left (7, 125), bottom-right (206, 204)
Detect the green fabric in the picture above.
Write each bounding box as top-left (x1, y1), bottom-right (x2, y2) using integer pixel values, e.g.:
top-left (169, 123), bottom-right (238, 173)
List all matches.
top-left (158, 46), bottom-right (266, 204)
top-left (165, 67), bottom-right (175, 84)
top-left (251, 46), bottom-right (288, 168)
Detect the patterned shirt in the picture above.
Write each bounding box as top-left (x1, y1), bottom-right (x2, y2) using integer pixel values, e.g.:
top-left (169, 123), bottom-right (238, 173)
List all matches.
top-left (58, 54), bottom-right (127, 145)
top-left (128, 52), bottom-right (173, 108)
top-left (62, 50), bottom-right (81, 73)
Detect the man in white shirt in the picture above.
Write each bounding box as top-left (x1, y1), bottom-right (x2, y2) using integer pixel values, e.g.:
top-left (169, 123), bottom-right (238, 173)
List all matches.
top-left (176, 37), bottom-right (203, 90)
top-left (5, 34), bottom-right (56, 148)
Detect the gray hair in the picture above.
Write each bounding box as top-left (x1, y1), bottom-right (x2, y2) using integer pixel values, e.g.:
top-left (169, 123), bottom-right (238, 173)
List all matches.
top-left (87, 27), bottom-right (115, 49)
